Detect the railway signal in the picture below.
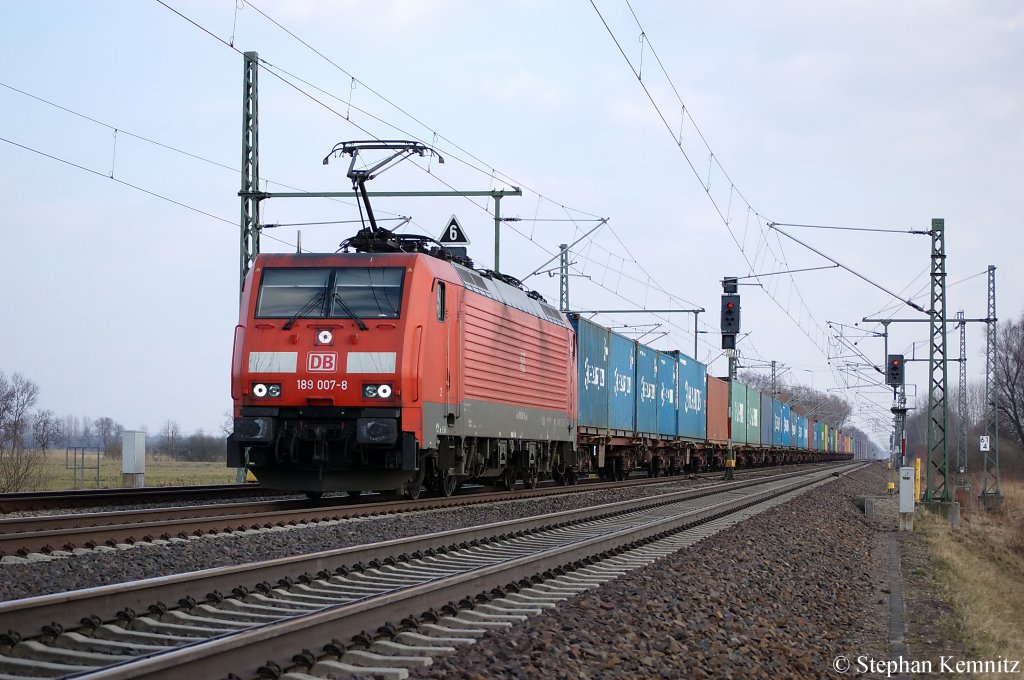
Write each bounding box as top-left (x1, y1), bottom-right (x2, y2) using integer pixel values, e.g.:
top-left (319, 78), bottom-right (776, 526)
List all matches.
top-left (886, 354), bottom-right (905, 386)
top-left (721, 294), bottom-right (740, 349)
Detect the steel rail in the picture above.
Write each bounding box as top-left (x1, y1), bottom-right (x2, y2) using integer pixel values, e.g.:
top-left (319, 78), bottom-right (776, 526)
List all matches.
top-left (0, 465), bottom-right (853, 640)
top-left (0, 465), bottom-right (830, 557)
top-left (85, 464), bottom-right (866, 679)
top-left (0, 484), bottom-right (278, 514)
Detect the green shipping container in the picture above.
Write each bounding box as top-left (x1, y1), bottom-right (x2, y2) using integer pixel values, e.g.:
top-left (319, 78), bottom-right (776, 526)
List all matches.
top-left (731, 380), bottom-right (748, 444)
top-left (746, 387), bottom-right (761, 445)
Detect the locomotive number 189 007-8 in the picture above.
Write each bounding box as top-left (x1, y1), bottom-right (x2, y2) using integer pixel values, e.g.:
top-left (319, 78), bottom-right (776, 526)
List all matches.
top-left (296, 379), bottom-right (348, 391)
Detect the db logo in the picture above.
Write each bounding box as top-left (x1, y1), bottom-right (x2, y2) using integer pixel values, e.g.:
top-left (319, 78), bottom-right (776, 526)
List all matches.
top-left (307, 352), bottom-right (337, 372)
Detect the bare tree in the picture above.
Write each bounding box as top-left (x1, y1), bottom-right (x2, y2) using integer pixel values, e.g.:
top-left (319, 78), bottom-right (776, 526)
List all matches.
top-left (81, 416), bottom-right (94, 448)
top-left (93, 416), bottom-right (119, 453)
top-left (161, 420), bottom-right (181, 457)
top-left (0, 372), bottom-right (40, 450)
top-left (32, 410), bottom-right (63, 451)
top-left (995, 317), bottom-right (1024, 447)
top-left (62, 414), bottom-right (80, 446)
top-left (0, 371), bottom-right (46, 492)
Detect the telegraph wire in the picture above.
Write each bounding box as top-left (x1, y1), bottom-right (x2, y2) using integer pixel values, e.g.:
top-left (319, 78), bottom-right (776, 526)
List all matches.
top-left (161, 0), bottom-right (712, 354)
top-left (0, 80), bottom-right (237, 174)
top-left (0, 78), bottom-right (417, 221)
top-left (241, 0), bottom-right (605, 224)
top-left (0, 135), bottom-right (301, 252)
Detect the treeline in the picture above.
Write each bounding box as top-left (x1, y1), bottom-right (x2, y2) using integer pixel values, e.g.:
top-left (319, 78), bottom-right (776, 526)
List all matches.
top-left (0, 371), bottom-right (226, 466)
top-left (904, 311), bottom-right (1024, 476)
top-left (736, 371), bottom-right (853, 429)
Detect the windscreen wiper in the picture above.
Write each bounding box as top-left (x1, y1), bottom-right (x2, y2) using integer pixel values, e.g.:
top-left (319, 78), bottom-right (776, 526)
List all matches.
top-left (283, 291), bottom-right (325, 330)
top-left (332, 292), bottom-right (369, 331)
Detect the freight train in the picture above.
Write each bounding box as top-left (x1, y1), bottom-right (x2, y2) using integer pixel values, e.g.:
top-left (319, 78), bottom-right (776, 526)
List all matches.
top-left (226, 140), bottom-right (854, 498)
top-left (226, 232), bottom-right (855, 498)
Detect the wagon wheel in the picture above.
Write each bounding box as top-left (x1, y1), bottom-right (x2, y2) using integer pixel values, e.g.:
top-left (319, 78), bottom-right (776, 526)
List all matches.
top-left (525, 467), bottom-right (540, 490)
top-left (566, 468), bottom-right (578, 485)
top-left (305, 491), bottom-right (324, 501)
top-left (501, 467), bottom-right (517, 492)
top-left (344, 490), bottom-right (362, 498)
top-left (438, 472), bottom-right (457, 498)
top-left (612, 458), bottom-right (623, 482)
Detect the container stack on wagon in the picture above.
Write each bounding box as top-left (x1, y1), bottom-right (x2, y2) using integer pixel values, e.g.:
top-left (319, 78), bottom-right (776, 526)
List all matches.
top-left (570, 314), bottom-right (854, 477)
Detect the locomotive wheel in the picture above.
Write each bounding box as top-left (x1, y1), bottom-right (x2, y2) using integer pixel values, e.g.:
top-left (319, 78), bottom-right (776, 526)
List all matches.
top-left (344, 490), bottom-right (362, 497)
top-left (568, 468), bottom-right (578, 485)
top-left (438, 473), bottom-right (457, 498)
top-left (524, 467), bottom-right (540, 490)
top-left (305, 491), bottom-right (323, 501)
top-left (552, 468), bottom-right (565, 485)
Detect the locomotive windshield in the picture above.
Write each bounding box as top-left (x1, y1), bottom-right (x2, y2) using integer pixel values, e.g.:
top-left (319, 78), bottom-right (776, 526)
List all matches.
top-left (256, 267), bottom-right (405, 320)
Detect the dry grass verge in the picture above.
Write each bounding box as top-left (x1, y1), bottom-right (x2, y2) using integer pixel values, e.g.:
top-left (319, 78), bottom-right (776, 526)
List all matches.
top-left (28, 449), bottom-right (236, 489)
top-left (917, 479), bottom-right (1024, 661)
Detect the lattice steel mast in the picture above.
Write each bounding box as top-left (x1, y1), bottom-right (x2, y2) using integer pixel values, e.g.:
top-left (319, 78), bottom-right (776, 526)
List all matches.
top-left (559, 244), bottom-right (569, 312)
top-left (980, 265), bottom-right (1002, 506)
top-left (240, 51), bottom-right (261, 296)
top-left (925, 218), bottom-right (950, 502)
top-left (956, 310), bottom-right (968, 490)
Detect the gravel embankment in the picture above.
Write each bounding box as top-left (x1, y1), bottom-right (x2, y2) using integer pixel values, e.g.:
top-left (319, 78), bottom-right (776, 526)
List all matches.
top-left (0, 477), bottom-right (726, 601)
top-left (413, 463), bottom-right (895, 679)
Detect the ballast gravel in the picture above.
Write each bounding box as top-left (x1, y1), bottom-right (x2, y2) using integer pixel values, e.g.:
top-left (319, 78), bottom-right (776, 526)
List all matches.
top-left (412, 464), bottom-right (895, 679)
top-left (1, 477), bottom-right (724, 601)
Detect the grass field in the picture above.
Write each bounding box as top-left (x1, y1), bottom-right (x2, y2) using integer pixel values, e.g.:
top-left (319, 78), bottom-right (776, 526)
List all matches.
top-left (32, 449), bottom-right (238, 489)
top-left (918, 478), bottom-right (1024, 660)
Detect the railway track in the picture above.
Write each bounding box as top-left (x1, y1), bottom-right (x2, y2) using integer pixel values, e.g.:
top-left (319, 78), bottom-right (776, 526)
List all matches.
top-left (0, 484), bottom-right (285, 514)
top-left (0, 465), bottom-right (833, 559)
top-left (0, 463), bottom-right (863, 679)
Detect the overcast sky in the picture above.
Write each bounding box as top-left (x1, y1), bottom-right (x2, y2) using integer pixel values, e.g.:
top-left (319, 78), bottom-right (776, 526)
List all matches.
top-left (2, 1), bottom-right (1021, 445)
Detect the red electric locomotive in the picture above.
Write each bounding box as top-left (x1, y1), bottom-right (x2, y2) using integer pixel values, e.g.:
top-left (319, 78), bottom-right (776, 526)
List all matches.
top-left (227, 142), bottom-right (578, 497)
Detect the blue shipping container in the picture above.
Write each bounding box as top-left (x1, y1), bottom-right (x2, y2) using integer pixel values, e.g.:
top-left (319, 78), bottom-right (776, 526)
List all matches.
top-left (797, 415), bottom-right (809, 449)
top-left (608, 332), bottom-right (636, 432)
top-left (772, 400), bottom-right (784, 446)
top-left (781, 402), bottom-right (792, 447)
top-left (635, 346), bottom-right (658, 434)
top-left (761, 393), bottom-right (773, 445)
top-left (656, 350), bottom-right (678, 437)
top-left (790, 411), bottom-right (799, 449)
top-left (677, 354), bottom-right (707, 441)
top-left (571, 317), bottom-right (610, 430)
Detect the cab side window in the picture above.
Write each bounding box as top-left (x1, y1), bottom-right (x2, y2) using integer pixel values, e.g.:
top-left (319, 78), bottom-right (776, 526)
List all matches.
top-left (436, 281), bottom-right (446, 321)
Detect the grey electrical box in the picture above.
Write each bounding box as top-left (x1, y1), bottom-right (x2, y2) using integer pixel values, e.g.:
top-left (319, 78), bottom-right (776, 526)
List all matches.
top-left (899, 466), bottom-right (915, 513)
top-left (122, 430), bottom-right (146, 488)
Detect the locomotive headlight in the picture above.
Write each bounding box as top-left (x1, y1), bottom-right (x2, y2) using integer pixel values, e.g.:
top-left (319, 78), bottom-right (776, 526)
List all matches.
top-left (317, 329), bottom-right (333, 345)
top-left (252, 383), bottom-right (281, 398)
top-left (362, 383), bottom-right (393, 399)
